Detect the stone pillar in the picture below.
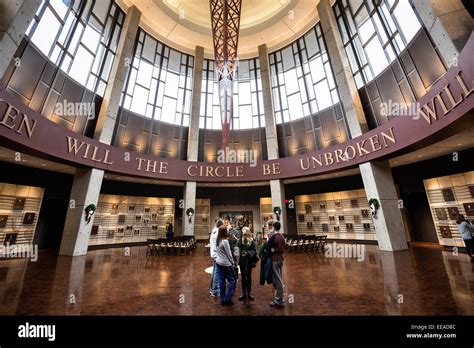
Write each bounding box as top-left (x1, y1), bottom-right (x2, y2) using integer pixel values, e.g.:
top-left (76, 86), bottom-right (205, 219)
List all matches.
top-left (59, 6), bottom-right (141, 256)
top-left (318, 0), bottom-right (407, 251)
top-left (183, 181), bottom-right (197, 236)
top-left (412, 0), bottom-right (474, 67)
top-left (360, 161), bottom-right (407, 251)
top-left (183, 46), bottom-right (204, 236)
top-left (318, 0), bottom-right (368, 137)
top-left (93, 6), bottom-right (141, 144)
top-left (0, 0), bottom-right (41, 78)
top-left (258, 43), bottom-right (287, 232)
top-left (59, 168), bottom-right (104, 256)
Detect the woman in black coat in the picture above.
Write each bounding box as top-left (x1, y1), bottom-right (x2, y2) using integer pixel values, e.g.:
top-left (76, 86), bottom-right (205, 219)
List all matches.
top-left (237, 227), bottom-right (257, 301)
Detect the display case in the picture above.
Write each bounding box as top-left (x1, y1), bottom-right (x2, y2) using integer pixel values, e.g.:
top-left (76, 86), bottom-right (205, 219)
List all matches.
top-left (295, 189), bottom-right (376, 241)
top-left (89, 194), bottom-right (175, 245)
top-left (0, 183), bottom-right (44, 246)
top-left (424, 171), bottom-right (474, 247)
top-left (194, 198), bottom-right (211, 240)
top-left (259, 197), bottom-right (273, 238)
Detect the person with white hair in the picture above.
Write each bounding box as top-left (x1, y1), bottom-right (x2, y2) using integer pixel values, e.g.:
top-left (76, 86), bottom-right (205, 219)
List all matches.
top-left (209, 218), bottom-right (224, 297)
top-left (237, 226), bottom-right (258, 301)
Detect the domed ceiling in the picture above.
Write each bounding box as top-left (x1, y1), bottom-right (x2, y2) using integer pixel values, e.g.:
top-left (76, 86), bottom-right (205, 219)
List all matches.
top-left (116, 0), bottom-right (320, 58)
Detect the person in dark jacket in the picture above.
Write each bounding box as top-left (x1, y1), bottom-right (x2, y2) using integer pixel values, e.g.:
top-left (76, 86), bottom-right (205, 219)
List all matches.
top-left (259, 240), bottom-right (273, 286)
top-left (237, 227), bottom-right (257, 301)
top-left (166, 223), bottom-right (174, 240)
top-left (264, 221), bottom-right (285, 308)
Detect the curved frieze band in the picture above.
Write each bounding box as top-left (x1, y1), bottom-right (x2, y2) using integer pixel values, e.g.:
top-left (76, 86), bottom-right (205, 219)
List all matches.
top-left (0, 34), bottom-right (473, 183)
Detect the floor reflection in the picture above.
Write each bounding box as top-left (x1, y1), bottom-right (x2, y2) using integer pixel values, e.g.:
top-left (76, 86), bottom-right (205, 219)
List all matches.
top-left (0, 244), bottom-right (473, 315)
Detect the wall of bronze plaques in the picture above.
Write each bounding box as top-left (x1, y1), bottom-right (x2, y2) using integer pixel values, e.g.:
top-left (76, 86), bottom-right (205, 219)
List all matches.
top-left (424, 171), bottom-right (474, 247)
top-left (0, 183), bottom-right (44, 246)
top-left (294, 189), bottom-right (375, 241)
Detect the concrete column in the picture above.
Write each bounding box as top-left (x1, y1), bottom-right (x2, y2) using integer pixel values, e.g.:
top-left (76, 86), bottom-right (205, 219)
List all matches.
top-left (60, 168), bottom-right (104, 256)
top-left (60, 6), bottom-right (141, 256)
top-left (0, 0), bottom-right (41, 79)
top-left (360, 161), bottom-right (407, 251)
top-left (183, 46), bottom-right (204, 236)
top-left (94, 5), bottom-right (141, 144)
top-left (413, 0), bottom-right (474, 67)
top-left (183, 181), bottom-right (197, 236)
top-left (187, 46), bottom-right (204, 162)
top-left (259, 43), bottom-right (287, 232)
top-left (317, 0), bottom-right (368, 137)
top-left (270, 180), bottom-right (287, 232)
top-left (318, 0), bottom-right (407, 251)
top-left (258, 44), bottom-right (279, 160)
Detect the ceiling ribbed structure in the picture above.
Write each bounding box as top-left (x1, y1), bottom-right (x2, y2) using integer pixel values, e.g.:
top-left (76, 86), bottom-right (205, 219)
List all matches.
top-left (116, 0), bottom-right (319, 58)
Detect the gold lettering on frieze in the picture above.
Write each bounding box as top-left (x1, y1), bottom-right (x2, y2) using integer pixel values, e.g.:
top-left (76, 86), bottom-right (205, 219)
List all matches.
top-left (236, 166), bottom-right (244, 177)
top-left (15, 113), bottom-right (37, 138)
top-left (136, 158), bottom-right (146, 171)
top-left (65, 136), bottom-right (113, 165)
top-left (82, 143), bottom-right (92, 159)
top-left (187, 165), bottom-right (198, 176)
top-left (334, 149), bottom-right (345, 163)
top-left (0, 101), bottom-right (37, 138)
top-left (344, 145), bottom-right (356, 160)
top-left (300, 158), bottom-right (310, 171)
top-left (455, 73), bottom-right (473, 98)
top-left (215, 166), bottom-right (225, 177)
top-left (103, 149), bottom-right (113, 164)
top-left (380, 127), bottom-right (396, 148)
top-left (90, 145), bottom-right (103, 163)
top-left (159, 161), bottom-right (168, 174)
top-left (262, 164), bottom-right (270, 176)
top-left (0, 104), bottom-right (18, 130)
top-left (443, 83), bottom-right (463, 109)
top-left (226, 166), bottom-right (235, 177)
top-left (369, 135), bottom-right (382, 152)
top-left (323, 152), bottom-right (334, 166)
top-left (272, 163), bottom-right (281, 175)
top-left (436, 93), bottom-right (450, 115)
top-left (146, 160), bottom-right (157, 173)
top-left (262, 163), bottom-right (280, 175)
top-left (356, 140), bottom-right (370, 156)
top-left (419, 99), bottom-right (437, 124)
top-left (67, 136), bottom-right (86, 155)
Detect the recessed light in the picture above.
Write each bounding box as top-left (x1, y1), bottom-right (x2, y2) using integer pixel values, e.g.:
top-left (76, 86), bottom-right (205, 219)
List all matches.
top-left (457, 143), bottom-right (463, 146)
top-left (41, 163), bottom-right (46, 167)
top-left (418, 155), bottom-right (423, 158)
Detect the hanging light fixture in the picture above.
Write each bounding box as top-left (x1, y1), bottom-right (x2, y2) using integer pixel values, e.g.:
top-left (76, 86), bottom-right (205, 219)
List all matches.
top-left (209, 0), bottom-right (242, 153)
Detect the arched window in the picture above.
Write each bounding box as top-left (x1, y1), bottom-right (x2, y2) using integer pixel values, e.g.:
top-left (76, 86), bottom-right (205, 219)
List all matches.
top-left (333, 0), bottom-right (422, 87)
top-left (26, 0), bottom-right (125, 96)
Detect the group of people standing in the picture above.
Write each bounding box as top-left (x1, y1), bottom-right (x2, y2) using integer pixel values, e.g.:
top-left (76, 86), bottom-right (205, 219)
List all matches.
top-left (209, 218), bottom-right (286, 308)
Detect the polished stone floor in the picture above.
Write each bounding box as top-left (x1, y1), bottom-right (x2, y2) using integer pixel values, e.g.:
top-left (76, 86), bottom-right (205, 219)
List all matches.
top-left (0, 243), bottom-right (473, 315)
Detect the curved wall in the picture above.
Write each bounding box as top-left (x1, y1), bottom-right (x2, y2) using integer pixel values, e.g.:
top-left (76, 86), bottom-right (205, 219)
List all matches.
top-left (1, 33), bottom-right (472, 183)
top-left (1, 39), bottom-right (101, 138)
top-left (359, 29), bottom-right (447, 129)
top-left (0, 2), bottom-right (467, 168)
